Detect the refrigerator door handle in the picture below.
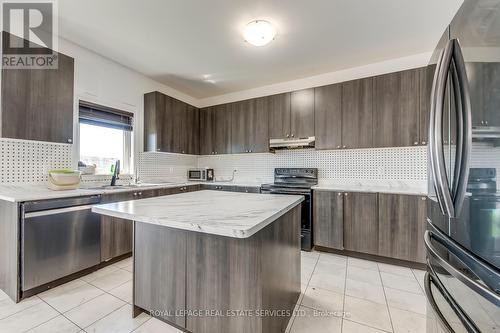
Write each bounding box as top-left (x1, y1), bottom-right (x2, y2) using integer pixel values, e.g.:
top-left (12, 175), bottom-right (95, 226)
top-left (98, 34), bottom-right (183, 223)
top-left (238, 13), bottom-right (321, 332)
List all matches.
top-left (424, 230), bottom-right (500, 306)
top-left (425, 265), bottom-right (481, 333)
top-left (429, 39), bottom-right (455, 217)
top-left (450, 39), bottom-right (472, 217)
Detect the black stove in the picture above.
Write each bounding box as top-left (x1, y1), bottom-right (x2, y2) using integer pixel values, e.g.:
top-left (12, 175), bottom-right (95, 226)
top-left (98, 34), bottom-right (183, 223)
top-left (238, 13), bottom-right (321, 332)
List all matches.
top-left (261, 168), bottom-right (318, 251)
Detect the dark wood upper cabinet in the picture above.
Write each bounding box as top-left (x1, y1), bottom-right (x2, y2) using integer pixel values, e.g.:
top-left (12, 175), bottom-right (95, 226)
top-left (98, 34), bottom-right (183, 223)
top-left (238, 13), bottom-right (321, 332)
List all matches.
top-left (144, 91), bottom-right (199, 154)
top-left (343, 192), bottom-right (379, 255)
top-left (378, 194), bottom-right (427, 263)
top-left (199, 106), bottom-right (214, 155)
top-left (144, 92), bottom-right (165, 152)
top-left (213, 104), bottom-right (232, 154)
top-left (290, 88), bottom-right (315, 139)
top-left (341, 78), bottom-right (374, 149)
top-left (1, 41), bottom-right (74, 144)
top-left (199, 105), bottom-right (231, 155)
top-left (230, 101), bottom-right (247, 154)
top-left (314, 84), bottom-right (342, 150)
top-left (268, 93), bottom-right (291, 139)
top-left (313, 190), bottom-right (344, 249)
top-left (231, 98), bottom-right (268, 153)
top-left (418, 66), bottom-right (434, 145)
top-left (171, 98), bottom-right (187, 153)
top-left (185, 104), bottom-right (200, 155)
top-left (481, 62), bottom-right (500, 127)
top-left (373, 69), bottom-right (419, 147)
top-left (466, 62), bottom-right (485, 126)
top-left (252, 97), bottom-right (270, 153)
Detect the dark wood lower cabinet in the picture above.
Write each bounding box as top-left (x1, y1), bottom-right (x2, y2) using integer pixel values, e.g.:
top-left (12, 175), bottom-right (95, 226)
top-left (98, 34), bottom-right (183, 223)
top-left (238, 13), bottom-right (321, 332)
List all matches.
top-left (378, 194), bottom-right (427, 263)
top-left (343, 192), bottom-right (379, 255)
top-left (313, 190), bottom-right (344, 249)
top-left (314, 191), bottom-right (427, 264)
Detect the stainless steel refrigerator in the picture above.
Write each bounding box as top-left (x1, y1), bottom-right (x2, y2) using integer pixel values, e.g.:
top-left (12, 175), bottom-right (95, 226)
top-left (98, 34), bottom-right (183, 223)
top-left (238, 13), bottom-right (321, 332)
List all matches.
top-left (426, 0), bottom-right (500, 332)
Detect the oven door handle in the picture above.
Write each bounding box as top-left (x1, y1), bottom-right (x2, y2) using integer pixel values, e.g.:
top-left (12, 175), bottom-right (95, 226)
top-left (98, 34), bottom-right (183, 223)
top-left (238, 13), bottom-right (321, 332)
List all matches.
top-left (424, 230), bottom-right (500, 306)
top-left (262, 190), bottom-right (308, 195)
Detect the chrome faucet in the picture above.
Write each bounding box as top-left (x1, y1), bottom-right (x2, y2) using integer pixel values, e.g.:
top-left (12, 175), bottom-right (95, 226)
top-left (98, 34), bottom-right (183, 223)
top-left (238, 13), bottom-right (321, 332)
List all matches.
top-left (110, 160), bottom-right (120, 186)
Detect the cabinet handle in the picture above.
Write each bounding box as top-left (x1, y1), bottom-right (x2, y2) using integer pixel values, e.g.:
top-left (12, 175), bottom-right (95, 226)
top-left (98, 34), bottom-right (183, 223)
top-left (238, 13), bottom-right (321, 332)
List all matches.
top-left (485, 120), bottom-right (488, 125)
top-left (291, 134), bottom-right (295, 138)
top-left (249, 150), bottom-right (252, 153)
top-left (414, 141), bottom-right (419, 145)
top-left (67, 138), bottom-right (72, 143)
top-left (344, 193), bottom-right (348, 196)
top-left (215, 152), bottom-right (218, 154)
top-left (337, 193), bottom-right (342, 196)
top-left (286, 134), bottom-right (290, 138)
top-left (421, 141), bottom-right (427, 145)
top-left (336, 145), bottom-right (341, 149)
top-left (133, 192), bottom-right (138, 196)
top-left (138, 192), bottom-right (142, 196)
top-left (421, 197), bottom-right (427, 201)
top-left (481, 120), bottom-right (484, 125)
top-left (182, 150), bottom-right (185, 154)
top-left (342, 145), bottom-right (346, 149)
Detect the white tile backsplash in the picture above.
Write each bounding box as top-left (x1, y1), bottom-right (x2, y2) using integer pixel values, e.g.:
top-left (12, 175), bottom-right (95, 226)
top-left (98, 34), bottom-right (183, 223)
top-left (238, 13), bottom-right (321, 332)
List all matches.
top-left (0, 138), bottom-right (73, 184)
top-left (197, 146), bottom-right (428, 184)
top-left (0, 137), bottom-right (431, 186)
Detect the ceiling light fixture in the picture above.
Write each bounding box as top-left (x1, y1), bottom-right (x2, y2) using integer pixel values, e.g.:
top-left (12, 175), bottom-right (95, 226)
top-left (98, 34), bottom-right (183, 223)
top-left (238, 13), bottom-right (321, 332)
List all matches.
top-left (243, 20), bottom-right (277, 46)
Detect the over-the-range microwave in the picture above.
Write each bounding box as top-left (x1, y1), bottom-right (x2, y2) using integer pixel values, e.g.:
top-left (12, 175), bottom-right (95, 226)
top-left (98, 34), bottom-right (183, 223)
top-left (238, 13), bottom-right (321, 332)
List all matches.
top-left (187, 168), bottom-right (214, 181)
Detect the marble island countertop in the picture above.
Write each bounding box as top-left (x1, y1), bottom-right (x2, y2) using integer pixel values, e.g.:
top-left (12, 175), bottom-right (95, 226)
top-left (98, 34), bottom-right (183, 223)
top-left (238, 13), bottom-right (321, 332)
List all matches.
top-left (92, 190), bottom-right (304, 238)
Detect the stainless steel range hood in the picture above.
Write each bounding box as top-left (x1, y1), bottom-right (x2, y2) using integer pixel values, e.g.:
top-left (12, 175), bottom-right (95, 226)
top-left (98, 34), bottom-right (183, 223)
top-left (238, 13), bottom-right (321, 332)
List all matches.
top-left (269, 136), bottom-right (315, 151)
top-left (472, 126), bottom-right (500, 140)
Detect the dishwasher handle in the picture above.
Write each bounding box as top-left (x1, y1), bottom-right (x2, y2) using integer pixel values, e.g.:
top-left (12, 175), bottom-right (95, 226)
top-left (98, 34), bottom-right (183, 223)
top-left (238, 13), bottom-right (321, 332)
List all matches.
top-left (23, 195), bottom-right (101, 213)
top-left (24, 205), bottom-right (96, 218)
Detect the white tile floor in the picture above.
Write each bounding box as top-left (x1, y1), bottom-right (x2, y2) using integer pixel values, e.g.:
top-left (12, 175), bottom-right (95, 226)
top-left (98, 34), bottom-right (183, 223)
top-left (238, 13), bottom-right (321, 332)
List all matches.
top-left (0, 252), bottom-right (429, 333)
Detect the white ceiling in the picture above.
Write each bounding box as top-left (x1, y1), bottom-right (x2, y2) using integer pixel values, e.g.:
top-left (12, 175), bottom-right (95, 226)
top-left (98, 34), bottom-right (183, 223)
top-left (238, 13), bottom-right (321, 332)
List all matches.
top-left (57, 0), bottom-right (463, 99)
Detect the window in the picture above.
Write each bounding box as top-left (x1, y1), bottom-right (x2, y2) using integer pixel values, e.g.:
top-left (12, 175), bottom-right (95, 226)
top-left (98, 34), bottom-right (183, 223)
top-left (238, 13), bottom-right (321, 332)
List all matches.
top-left (78, 101), bottom-right (133, 175)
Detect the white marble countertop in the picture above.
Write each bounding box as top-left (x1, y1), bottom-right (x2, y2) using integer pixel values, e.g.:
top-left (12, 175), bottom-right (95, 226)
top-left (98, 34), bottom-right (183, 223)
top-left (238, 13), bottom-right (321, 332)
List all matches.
top-left (0, 179), bottom-right (427, 202)
top-left (312, 180), bottom-right (428, 195)
top-left (92, 190), bottom-right (304, 238)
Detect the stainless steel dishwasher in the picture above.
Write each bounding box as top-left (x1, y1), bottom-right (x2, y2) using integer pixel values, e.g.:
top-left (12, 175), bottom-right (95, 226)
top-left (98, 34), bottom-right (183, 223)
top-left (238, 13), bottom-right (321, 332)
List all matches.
top-left (21, 195), bottom-right (101, 291)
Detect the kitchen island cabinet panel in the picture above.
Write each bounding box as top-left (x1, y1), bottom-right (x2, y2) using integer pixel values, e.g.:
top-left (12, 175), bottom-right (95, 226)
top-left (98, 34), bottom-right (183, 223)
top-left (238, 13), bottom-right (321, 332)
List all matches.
top-left (134, 223), bottom-right (187, 328)
top-left (314, 84), bottom-right (342, 149)
top-left (186, 205), bottom-right (300, 333)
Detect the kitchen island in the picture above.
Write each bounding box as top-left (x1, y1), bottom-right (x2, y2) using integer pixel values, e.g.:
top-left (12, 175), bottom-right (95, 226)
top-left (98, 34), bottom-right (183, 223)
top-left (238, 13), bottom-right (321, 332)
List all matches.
top-left (92, 190), bottom-right (303, 333)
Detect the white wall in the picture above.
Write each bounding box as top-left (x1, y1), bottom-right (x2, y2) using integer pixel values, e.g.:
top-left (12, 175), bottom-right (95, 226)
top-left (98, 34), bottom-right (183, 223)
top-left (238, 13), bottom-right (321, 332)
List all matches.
top-left (55, 37), bottom-right (199, 172)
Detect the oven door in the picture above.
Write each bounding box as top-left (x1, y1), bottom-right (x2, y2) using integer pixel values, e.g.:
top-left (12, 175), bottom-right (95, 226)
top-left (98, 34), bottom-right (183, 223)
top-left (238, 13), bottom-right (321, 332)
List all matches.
top-left (259, 189), bottom-right (311, 251)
